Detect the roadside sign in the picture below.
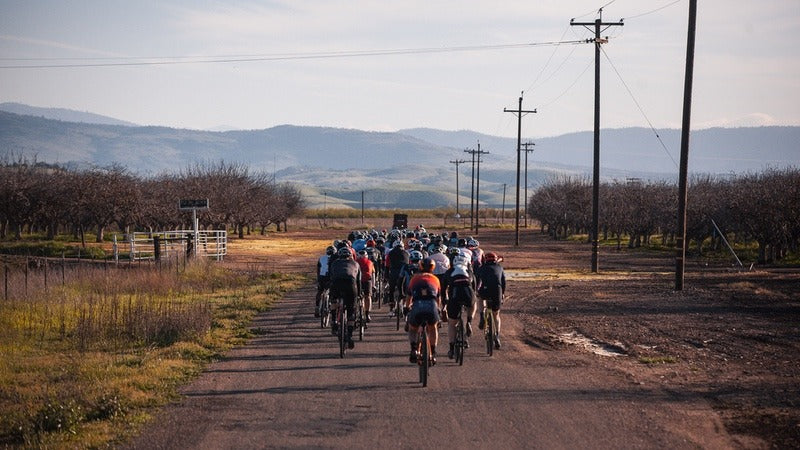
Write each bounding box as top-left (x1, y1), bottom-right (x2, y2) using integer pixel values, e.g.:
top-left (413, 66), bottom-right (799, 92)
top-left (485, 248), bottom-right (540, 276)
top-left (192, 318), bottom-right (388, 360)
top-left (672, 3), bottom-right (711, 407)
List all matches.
top-left (179, 199), bottom-right (209, 211)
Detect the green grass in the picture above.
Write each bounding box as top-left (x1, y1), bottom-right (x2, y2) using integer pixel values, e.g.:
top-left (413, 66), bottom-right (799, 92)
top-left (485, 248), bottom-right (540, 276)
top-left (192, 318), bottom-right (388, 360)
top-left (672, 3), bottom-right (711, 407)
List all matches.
top-left (0, 260), bottom-right (304, 448)
top-left (638, 356), bottom-right (677, 364)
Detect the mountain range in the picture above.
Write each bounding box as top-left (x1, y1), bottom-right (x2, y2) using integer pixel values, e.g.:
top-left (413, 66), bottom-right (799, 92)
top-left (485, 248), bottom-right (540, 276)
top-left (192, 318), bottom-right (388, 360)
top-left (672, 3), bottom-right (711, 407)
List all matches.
top-left (1, 103), bottom-right (798, 208)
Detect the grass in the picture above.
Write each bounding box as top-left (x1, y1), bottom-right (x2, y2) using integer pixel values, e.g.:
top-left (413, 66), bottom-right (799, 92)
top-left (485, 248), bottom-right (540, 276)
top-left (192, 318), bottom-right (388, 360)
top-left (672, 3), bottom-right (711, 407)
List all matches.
top-left (638, 356), bottom-right (678, 364)
top-left (0, 259), bottom-right (304, 448)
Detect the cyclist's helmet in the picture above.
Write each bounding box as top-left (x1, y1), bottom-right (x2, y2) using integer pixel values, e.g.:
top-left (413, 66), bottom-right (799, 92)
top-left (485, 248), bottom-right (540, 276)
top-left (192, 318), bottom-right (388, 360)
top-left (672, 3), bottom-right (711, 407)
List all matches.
top-left (357, 250), bottom-right (368, 258)
top-left (325, 246), bottom-right (336, 256)
top-left (447, 247), bottom-right (461, 257)
top-left (338, 247), bottom-right (352, 258)
top-left (393, 240), bottom-right (404, 249)
top-left (419, 257), bottom-right (435, 273)
top-left (467, 238), bottom-right (479, 248)
top-left (366, 239), bottom-right (375, 247)
top-left (409, 250), bottom-right (424, 263)
top-left (457, 238), bottom-right (467, 247)
top-left (484, 252), bottom-right (499, 263)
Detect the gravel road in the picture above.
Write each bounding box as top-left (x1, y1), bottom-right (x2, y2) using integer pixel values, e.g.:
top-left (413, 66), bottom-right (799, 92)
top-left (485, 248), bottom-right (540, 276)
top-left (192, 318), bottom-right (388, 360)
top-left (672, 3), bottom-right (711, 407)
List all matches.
top-left (127, 281), bottom-right (739, 449)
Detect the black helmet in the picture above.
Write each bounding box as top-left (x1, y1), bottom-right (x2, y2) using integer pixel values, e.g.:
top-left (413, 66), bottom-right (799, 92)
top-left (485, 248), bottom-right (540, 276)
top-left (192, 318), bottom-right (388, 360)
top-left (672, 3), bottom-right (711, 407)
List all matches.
top-left (338, 247), bottom-right (352, 258)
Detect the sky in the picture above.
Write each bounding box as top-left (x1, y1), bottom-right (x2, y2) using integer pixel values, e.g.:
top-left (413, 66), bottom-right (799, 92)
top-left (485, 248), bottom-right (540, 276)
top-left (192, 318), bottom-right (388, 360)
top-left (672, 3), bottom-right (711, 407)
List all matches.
top-left (1, 0), bottom-right (799, 139)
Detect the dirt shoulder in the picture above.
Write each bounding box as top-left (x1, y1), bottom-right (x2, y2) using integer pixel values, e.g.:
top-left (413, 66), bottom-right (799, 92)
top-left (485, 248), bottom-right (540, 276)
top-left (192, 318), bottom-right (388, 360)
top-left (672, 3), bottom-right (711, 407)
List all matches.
top-left (479, 228), bottom-right (800, 448)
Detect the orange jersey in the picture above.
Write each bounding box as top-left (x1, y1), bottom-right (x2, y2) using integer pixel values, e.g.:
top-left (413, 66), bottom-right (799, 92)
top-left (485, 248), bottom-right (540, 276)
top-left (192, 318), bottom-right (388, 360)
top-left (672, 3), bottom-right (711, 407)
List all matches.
top-left (407, 272), bottom-right (440, 302)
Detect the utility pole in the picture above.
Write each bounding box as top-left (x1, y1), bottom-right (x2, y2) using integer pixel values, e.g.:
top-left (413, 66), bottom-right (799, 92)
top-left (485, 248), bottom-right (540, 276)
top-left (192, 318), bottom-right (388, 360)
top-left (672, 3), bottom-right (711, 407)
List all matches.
top-left (676, 0), bottom-right (698, 291)
top-left (571, 8), bottom-right (623, 273)
top-left (504, 93), bottom-right (536, 246)
top-left (465, 144), bottom-right (489, 235)
top-left (449, 159), bottom-right (468, 218)
top-left (465, 147), bottom-right (476, 230)
top-left (475, 143), bottom-right (489, 235)
top-left (501, 183), bottom-right (507, 224)
top-left (361, 190), bottom-right (365, 224)
top-left (522, 141), bottom-right (535, 228)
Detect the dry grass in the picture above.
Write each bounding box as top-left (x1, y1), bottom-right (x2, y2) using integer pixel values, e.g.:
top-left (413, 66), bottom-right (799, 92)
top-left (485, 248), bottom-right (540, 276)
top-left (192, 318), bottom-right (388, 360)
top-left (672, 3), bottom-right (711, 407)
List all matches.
top-left (0, 259), bottom-right (303, 448)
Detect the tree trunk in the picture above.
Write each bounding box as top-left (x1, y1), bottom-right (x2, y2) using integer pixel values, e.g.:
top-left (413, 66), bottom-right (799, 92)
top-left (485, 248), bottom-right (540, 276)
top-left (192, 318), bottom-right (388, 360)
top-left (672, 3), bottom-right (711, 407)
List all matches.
top-left (96, 224), bottom-right (104, 243)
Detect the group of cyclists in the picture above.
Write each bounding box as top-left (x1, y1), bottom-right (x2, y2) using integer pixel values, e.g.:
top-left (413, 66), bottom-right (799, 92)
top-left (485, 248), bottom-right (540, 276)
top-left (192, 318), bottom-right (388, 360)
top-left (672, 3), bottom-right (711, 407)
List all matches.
top-left (315, 224), bottom-right (507, 365)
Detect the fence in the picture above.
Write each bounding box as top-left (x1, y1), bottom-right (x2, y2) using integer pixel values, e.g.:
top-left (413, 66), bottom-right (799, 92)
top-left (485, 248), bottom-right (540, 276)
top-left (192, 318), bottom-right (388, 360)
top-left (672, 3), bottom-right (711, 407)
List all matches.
top-left (123, 230), bottom-right (227, 262)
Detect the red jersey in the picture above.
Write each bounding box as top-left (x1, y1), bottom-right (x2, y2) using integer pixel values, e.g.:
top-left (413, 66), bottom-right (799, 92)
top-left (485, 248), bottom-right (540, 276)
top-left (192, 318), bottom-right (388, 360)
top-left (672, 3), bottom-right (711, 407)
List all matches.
top-left (407, 272), bottom-right (440, 302)
top-left (356, 256), bottom-right (374, 282)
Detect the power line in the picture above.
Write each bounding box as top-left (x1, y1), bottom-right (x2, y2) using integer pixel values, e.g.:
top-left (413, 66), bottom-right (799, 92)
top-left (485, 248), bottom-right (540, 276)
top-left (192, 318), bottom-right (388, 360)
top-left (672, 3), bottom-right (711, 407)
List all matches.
top-left (624, 0), bottom-right (683, 20)
top-left (0, 39), bottom-right (587, 69)
top-left (600, 46), bottom-right (678, 169)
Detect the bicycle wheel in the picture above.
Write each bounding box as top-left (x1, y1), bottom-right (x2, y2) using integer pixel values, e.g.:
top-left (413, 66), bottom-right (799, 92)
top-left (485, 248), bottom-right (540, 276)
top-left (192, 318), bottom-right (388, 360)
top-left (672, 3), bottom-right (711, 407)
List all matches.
top-left (395, 296), bottom-right (402, 331)
top-left (339, 308), bottom-right (347, 358)
top-left (455, 317), bottom-right (465, 366)
top-left (357, 300), bottom-right (365, 341)
top-left (485, 312), bottom-right (494, 357)
top-left (419, 326), bottom-right (429, 387)
top-left (320, 291), bottom-right (329, 328)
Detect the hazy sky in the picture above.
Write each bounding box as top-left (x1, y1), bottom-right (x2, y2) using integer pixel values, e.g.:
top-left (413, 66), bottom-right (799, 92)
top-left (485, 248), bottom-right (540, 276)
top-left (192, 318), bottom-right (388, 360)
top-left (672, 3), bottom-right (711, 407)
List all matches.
top-left (1, 1), bottom-right (798, 138)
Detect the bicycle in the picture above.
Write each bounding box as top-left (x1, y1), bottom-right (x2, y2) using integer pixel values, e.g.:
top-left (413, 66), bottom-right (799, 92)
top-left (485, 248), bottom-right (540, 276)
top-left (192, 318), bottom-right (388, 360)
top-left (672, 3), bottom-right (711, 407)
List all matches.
top-left (394, 292), bottom-right (404, 331)
top-left (483, 302), bottom-right (496, 357)
top-left (318, 288), bottom-right (331, 329)
top-left (453, 306), bottom-right (468, 366)
top-left (354, 294), bottom-right (366, 341)
top-left (336, 302), bottom-right (347, 358)
top-left (416, 319), bottom-right (434, 387)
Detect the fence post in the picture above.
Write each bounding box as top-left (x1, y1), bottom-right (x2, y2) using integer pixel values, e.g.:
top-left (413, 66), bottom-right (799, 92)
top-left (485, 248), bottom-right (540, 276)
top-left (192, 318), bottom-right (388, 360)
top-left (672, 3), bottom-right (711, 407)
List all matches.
top-left (4, 265), bottom-right (8, 301)
top-left (44, 258), bottom-right (48, 292)
top-left (62, 252), bottom-right (66, 286)
top-left (25, 257), bottom-right (29, 297)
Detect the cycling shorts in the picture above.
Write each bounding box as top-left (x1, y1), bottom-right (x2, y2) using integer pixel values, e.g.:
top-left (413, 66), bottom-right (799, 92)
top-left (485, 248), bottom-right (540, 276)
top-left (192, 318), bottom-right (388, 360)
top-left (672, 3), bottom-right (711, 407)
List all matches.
top-left (479, 285), bottom-right (503, 311)
top-left (446, 284), bottom-right (475, 319)
top-left (408, 299), bottom-right (440, 327)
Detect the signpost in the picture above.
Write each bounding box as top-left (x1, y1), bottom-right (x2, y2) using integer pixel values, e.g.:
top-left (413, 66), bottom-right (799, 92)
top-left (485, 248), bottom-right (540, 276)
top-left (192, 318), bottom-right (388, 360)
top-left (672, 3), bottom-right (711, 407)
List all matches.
top-left (179, 199), bottom-right (209, 258)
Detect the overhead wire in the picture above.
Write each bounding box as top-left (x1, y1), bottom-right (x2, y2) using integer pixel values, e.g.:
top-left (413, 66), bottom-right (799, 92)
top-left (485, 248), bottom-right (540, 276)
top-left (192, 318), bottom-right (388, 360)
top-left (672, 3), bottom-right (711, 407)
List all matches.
top-left (0, 39), bottom-right (587, 69)
top-left (600, 46), bottom-right (678, 169)
top-left (623, 0), bottom-right (683, 20)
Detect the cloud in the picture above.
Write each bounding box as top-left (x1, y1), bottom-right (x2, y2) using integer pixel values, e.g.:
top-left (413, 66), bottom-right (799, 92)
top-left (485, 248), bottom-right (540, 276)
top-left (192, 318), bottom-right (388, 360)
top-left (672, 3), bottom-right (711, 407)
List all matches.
top-left (0, 34), bottom-right (124, 57)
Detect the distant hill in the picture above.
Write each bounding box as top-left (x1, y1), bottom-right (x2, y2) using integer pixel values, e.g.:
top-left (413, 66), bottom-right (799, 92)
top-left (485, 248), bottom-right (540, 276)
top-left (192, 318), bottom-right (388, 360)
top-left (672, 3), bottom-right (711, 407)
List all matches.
top-left (0, 102), bottom-right (138, 127)
top-left (400, 126), bottom-right (800, 174)
top-left (1, 105), bottom-right (798, 208)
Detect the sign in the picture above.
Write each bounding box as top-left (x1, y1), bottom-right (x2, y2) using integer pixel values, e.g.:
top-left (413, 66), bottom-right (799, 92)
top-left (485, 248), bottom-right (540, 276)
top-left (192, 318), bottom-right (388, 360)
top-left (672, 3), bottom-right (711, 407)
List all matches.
top-left (179, 199), bottom-right (209, 211)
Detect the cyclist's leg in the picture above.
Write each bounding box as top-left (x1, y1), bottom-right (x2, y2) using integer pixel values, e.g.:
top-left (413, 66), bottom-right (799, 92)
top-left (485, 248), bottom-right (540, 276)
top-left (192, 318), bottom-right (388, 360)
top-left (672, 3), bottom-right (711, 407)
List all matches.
top-left (362, 279), bottom-right (373, 318)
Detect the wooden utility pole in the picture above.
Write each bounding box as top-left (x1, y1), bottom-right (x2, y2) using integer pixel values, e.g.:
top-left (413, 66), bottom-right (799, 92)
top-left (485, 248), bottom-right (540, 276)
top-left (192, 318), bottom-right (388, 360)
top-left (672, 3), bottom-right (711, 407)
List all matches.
top-left (501, 183), bottom-right (507, 224)
top-left (504, 93), bottom-right (536, 246)
top-left (522, 141), bottom-right (535, 227)
top-left (676, 0), bottom-right (698, 290)
top-left (449, 159), bottom-right (468, 218)
top-left (465, 147), bottom-right (476, 230)
top-left (465, 144), bottom-right (489, 235)
top-left (571, 9), bottom-right (623, 272)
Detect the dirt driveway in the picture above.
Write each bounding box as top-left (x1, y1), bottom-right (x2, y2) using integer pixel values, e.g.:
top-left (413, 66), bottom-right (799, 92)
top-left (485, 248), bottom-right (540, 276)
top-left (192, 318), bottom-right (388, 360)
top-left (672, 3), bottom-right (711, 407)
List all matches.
top-left (129, 225), bottom-right (799, 448)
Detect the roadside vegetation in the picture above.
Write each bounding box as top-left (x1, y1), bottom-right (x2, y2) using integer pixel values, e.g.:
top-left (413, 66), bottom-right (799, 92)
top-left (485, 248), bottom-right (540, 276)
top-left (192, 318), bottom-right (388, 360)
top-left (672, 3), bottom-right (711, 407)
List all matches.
top-left (0, 258), bottom-right (303, 448)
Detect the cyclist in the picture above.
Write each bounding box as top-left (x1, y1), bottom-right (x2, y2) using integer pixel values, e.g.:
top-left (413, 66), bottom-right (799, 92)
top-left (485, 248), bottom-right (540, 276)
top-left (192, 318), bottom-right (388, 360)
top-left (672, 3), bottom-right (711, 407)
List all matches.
top-left (404, 257), bottom-right (441, 365)
top-left (386, 240), bottom-right (409, 311)
top-left (330, 247), bottom-right (362, 349)
top-left (356, 250), bottom-right (375, 322)
top-left (315, 245), bottom-right (335, 317)
top-left (476, 252), bottom-right (506, 350)
top-left (444, 255), bottom-right (476, 358)
top-left (400, 250), bottom-right (424, 299)
top-left (467, 238), bottom-right (484, 272)
top-left (429, 244), bottom-right (450, 306)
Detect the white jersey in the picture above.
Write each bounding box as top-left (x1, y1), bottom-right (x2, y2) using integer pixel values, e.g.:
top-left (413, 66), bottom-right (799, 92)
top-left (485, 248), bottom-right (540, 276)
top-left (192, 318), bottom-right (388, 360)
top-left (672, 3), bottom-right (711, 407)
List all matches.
top-left (430, 252), bottom-right (450, 275)
top-left (458, 247), bottom-right (473, 261)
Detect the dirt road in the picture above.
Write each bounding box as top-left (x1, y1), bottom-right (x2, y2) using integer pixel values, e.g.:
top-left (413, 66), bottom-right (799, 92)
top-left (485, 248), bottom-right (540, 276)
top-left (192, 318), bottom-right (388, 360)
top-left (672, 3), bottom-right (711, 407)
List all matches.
top-left (128, 284), bottom-right (739, 449)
